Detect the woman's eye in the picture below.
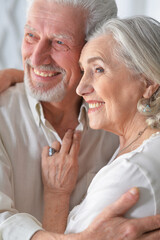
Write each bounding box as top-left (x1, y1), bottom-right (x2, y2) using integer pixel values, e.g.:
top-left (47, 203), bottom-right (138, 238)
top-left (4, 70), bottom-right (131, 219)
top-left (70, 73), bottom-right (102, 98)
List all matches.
top-left (80, 69), bottom-right (84, 75)
top-left (95, 67), bottom-right (104, 73)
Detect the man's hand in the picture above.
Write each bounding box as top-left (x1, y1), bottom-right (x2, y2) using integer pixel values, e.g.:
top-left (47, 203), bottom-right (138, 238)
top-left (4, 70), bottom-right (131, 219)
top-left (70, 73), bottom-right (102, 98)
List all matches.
top-left (31, 188), bottom-right (160, 239)
top-left (0, 68), bottom-right (24, 92)
top-left (83, 187), bottom-right (160, 240)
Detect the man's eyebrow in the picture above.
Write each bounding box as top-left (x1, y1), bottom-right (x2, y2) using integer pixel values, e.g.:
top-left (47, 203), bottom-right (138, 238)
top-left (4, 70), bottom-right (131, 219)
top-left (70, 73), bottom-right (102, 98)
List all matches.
top-left (51, 33), bottom-right (74, 42)
top-left (24, 24), bottom-right (37, 32)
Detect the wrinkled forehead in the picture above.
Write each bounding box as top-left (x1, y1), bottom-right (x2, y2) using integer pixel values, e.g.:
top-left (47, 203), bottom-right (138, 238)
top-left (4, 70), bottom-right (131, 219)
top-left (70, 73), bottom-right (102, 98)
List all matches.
top-left (80, 35), bottom-right (115, 66)
top-left (27, 0), bottom-right (87, 42)
top-left (28, 0), bottom-right (76, 22)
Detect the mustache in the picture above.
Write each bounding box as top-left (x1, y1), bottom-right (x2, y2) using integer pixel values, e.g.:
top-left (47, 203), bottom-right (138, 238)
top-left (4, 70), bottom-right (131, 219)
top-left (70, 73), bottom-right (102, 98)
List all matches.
top-left (25, 59), bottom-right (66, 73)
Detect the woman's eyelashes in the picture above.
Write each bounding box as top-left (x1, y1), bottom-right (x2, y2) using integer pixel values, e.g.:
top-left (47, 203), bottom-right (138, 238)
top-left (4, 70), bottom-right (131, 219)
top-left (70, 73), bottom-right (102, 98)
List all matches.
top-left (79, 66), bottom-right (104, 77)
top-left (80, 68), bottom-right (84, 75)
top-left (95, 67), bottom-right (104, 73)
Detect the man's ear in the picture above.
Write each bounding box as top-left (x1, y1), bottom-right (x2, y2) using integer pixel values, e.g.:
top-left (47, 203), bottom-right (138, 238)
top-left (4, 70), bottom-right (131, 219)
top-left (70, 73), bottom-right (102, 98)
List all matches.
top-left (143, 79), bottom-right (159, 99)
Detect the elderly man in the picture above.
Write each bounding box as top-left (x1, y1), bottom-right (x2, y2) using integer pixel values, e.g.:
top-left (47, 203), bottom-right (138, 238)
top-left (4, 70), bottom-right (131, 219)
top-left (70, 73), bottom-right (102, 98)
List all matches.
top-left (0, 0), bottom-right (160, 239)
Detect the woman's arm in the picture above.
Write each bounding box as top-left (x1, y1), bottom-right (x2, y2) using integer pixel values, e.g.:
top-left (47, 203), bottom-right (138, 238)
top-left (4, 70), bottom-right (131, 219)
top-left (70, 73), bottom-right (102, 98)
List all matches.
top-left (32, 188), bottom-right (160, 240)
top-left (41, 130), bottom-right (81, 233)
top-left (65, 154), bottom-right (159, 233)
top-left (83, 188), bottom-right (160, 240)
top-left (0, 68), bottom-right (24, 92)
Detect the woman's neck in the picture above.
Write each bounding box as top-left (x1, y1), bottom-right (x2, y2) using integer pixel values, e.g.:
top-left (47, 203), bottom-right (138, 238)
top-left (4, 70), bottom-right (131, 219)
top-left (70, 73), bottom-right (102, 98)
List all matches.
top-left (117, 115), bottom-right (159, 157)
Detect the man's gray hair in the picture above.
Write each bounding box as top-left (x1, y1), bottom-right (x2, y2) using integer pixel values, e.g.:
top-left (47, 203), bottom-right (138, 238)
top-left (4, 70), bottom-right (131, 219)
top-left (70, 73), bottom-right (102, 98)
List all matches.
top-left (26, 0), bottom-right (117, 38)
top-left (90, 16), bottom-right (160, 128)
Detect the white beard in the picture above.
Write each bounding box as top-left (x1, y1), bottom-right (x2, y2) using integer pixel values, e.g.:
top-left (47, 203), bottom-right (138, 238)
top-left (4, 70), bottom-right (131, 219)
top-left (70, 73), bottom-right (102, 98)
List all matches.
top-left (24, 60), bottom-right (67, 102)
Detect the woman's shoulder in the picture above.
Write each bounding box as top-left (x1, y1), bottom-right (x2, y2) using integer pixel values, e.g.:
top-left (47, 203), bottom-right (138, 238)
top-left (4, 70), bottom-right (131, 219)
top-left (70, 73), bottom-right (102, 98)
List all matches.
top-left (125, 132), bottom-right (160, 167)
top-left (114, 132), bottom-right (160, 164)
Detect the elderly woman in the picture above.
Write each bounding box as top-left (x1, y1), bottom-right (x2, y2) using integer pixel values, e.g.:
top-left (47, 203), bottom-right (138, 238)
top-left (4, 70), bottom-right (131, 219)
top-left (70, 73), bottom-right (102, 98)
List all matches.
top-left (41, 15), bottom-right (160, 234)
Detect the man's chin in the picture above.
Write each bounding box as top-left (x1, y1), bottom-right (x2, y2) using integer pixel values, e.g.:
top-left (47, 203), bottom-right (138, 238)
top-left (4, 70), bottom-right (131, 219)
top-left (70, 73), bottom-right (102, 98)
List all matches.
top-left (24, 66), bottom-right (67, 102)
top-left (25, 79), bottom-right (66, 103)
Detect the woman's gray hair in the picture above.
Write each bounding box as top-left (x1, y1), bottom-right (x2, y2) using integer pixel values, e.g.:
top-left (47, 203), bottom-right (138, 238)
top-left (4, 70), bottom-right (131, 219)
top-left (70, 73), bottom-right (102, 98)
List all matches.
top-left (89, 16), bottom-right (160, 128)
top-left (26, 0), bottom-right (117, 39)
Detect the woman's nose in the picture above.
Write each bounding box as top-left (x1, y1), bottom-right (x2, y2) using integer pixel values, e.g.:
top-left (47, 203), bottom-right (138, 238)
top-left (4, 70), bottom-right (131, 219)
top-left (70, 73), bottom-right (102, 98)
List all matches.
top-left (76, 76), bottom-right (94, 97)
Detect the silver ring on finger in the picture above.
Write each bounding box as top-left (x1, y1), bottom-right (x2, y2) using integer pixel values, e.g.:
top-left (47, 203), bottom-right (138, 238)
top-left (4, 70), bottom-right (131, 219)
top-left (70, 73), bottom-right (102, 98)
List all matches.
top-left (48, 147), bottom-right (57, 156)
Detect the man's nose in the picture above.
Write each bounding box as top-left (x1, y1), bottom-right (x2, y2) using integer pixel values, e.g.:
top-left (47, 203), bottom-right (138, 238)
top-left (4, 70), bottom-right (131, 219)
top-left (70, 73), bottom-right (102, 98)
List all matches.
top-left (76, 75), bottom-right (94, 97)
top-left (31, 39), bottom-right (52, 66)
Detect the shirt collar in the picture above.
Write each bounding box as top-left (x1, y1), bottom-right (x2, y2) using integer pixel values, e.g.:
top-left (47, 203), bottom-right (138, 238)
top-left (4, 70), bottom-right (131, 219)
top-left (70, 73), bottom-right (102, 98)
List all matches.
top-left (27, 94), bottom-right (43, 127)
top-left (27, 93), bottom-right (89, 129)
top-left (77, 100), bottom-right (89, 130)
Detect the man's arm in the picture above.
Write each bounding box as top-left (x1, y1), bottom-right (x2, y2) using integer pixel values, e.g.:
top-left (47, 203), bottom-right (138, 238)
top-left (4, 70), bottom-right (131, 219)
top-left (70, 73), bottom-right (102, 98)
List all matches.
top-left (0, 137), bottom-right (43, 239)
top-left (0, 68), bottom-right (24, 92)
top-left (31, 188), bottom-right (160, 240)
top-left (83, 187), bottom-right (160, 240)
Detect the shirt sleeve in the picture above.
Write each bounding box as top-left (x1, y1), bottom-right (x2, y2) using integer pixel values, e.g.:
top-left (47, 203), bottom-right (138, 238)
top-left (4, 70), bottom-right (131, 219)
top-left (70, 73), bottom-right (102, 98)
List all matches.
top-left (0, 138), bottom-right (43, 240)
top-left (65, 156), bottom-right (157, 233)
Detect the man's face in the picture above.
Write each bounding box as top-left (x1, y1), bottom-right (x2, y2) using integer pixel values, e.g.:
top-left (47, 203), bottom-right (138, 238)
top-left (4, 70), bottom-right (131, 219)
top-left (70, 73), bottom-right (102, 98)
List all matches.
top-left (22, 0), bottom-right (86, 102)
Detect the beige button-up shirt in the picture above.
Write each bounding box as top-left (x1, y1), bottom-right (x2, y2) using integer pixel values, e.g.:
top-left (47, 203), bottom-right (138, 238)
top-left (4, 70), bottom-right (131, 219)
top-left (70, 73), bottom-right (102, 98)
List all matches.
top-left (0, 83), bottom-right (118, 239)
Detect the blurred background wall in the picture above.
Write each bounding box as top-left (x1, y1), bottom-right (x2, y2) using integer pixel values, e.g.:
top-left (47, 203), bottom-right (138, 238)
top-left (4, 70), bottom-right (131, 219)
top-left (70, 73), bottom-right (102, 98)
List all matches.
top-left (0, 0), bottom-right (159, 70)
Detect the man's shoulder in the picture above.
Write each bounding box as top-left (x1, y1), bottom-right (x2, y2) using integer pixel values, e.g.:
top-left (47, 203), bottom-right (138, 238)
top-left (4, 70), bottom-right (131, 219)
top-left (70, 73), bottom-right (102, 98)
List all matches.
top-left (0, 83), bottom-right (27, 107)
top-left (82, 127), bottom-right (119, 160)
top-left (0, 83), bottom-right (30, 119)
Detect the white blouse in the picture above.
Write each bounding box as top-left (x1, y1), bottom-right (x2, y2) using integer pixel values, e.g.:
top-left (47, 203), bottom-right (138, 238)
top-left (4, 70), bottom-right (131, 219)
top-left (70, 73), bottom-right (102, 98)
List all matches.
top-left (65, 133), bottom-right (160, 233)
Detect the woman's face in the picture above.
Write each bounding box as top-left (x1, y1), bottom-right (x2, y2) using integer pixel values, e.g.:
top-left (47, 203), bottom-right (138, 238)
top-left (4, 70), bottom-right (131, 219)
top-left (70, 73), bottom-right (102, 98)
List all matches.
top-left (76, 35), bottom-right (147, 134)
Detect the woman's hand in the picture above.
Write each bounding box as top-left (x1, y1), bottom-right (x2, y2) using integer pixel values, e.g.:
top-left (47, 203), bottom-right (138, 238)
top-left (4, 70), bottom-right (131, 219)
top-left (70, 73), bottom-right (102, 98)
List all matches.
top-left (41, 129), bottom-right (81, 232)
top-left (41, 129), bottom-right (81, 195)
top-left (0, 68), bottom-right (24, 92)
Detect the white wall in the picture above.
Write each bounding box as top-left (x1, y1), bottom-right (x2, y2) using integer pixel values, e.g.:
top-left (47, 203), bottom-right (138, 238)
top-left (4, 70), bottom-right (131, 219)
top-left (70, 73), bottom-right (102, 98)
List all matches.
top-left (0, 0), bottom-right (27, 69)
top-left (116, 0), bottom-right (160, 20)
top-left (0, 0), bottom-right (159, 70)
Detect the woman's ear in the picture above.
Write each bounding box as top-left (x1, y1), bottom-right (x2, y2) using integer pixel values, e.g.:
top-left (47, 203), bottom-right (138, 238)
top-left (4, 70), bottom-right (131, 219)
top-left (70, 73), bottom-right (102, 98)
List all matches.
top-left (143, 79), bottom-right (159, 99)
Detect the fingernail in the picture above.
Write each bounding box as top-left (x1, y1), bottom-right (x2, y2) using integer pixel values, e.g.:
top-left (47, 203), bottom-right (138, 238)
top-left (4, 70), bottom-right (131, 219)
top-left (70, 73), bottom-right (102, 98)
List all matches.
top-left (129, 187), bottom-right (139, 195)
top-left (75, 130), bottom-right (82, 134)
top-left (74, 131), bottom-right (82, 138)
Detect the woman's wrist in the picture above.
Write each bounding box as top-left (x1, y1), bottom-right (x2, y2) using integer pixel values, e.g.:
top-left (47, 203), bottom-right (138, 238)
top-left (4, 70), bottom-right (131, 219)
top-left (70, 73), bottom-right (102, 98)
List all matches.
top-left (43, 191), bottom-right (70, 233)
top-left (44, 189), bottom-right (71, 200)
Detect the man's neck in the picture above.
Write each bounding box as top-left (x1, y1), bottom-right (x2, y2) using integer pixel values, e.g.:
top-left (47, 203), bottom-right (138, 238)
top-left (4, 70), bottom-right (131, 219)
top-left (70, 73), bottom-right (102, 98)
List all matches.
top-left (41, 97), bottom-right (83, 139)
